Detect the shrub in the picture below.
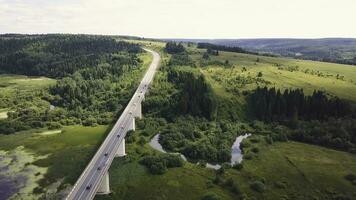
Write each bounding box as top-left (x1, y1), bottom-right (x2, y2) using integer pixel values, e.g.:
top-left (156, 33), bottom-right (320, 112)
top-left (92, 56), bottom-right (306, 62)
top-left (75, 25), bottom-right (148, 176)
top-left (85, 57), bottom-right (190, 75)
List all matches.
top-left (213, 175), bottom-right (223, 185)
top-left (141, 130), bottom-right (150, 136)
top-left (202, 192), bottom-right (220, 200)
top-left (164, 154), bottom-right (184, 168)
top-left (82, 117), bottom-right (97, 126)
top-left (48, 122), bottom-right (62, 130)
top-left (221, 162), bottom-right (232, 169)
top-left (265, 135), bottom-right (274, 144)
top-left (138, 136), bottom-right (146, 146)
top-left (206, 180), bottom-right (214, 188)
top-left (275, 181), bottom-right (287, 189)
top-left (250, 181), bottom-right (266, 193)
top-left (344, 174), bottom-right (356, 182)
top-left (250, 137), bottom-right (260, 143)
top-left (231, 183), bottom-right (241, 194)
top-left (225, 178), bottom-right (234, 187)
top-left (126, 132), bottom-right (136, 143)
top-left (139, 154), bottom-right (183, 175)
top-left (244, 153), bottom-right (253, 160)
top-left (251, 147), bottom-right (260, 153)
top-left (232, 163), bottom-right (243, 170)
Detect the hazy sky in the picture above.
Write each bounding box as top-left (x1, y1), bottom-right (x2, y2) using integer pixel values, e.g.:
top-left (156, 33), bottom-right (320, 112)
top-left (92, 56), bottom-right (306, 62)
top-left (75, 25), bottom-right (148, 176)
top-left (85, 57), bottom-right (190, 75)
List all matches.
top-left (1, 0), bottom-right (355, 39)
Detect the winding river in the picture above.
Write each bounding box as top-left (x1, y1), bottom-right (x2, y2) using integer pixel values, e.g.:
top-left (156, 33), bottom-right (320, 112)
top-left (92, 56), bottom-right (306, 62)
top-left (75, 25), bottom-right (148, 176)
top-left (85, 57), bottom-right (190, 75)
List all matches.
top-left (149, 133), bottom-right (251, 170)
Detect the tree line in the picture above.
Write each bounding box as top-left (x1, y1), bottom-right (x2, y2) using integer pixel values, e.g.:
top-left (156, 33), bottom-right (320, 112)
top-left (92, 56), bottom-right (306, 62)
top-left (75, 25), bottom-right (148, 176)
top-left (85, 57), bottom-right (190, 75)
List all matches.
top-left (0, 35), bottom-right (141, 78)
top-left (197, 43), bottom-right (276, 57)
top-left (248, 87), bottom-right (353, 122)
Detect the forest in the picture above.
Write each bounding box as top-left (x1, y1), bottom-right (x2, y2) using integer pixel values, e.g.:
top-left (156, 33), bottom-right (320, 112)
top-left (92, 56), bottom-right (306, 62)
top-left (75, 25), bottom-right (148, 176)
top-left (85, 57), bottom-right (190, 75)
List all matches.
top-left (248, 87), bottom-right (356, 153)
top-left (248, 87), bottom-right (353, 121)
top-left (197, 43), bottom-right (275, 57)
top-left (0, 35), bottom-right (141, 77)
top-left (0, 35), bottom-right (145, 134)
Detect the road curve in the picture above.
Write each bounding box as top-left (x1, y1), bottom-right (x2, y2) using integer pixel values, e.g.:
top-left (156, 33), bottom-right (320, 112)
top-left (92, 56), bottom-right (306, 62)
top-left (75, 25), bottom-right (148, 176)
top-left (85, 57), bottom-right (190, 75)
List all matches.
top-left (66, 48), bottom-right (160, 200)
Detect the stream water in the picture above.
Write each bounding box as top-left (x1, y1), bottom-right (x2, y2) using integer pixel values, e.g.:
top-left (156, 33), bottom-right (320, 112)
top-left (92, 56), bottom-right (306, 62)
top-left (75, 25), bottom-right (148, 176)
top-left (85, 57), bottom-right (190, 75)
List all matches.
top-left (149, 133), bottom-right (251, 170)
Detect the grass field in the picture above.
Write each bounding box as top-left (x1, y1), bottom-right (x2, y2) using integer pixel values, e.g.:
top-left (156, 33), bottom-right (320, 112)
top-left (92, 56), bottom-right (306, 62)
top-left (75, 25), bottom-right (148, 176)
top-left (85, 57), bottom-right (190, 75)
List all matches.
top-left (95, 129), bottom-right (234, 200)
top-left (0, 74), bottom-right (56, 94)
top-left (94, 125), bottom-right (356, 200)
top-left (228, 138), bottom-right (356, 199)
top-left (192, 50), bottom-right (356, 102)
top-left (0, 125), bottom-right (109, 198)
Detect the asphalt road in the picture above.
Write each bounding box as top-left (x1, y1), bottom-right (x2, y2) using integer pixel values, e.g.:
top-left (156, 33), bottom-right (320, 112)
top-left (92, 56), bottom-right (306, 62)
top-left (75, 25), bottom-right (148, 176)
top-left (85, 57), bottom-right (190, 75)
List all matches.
top-left (66, 48), bottom-right (160, 200)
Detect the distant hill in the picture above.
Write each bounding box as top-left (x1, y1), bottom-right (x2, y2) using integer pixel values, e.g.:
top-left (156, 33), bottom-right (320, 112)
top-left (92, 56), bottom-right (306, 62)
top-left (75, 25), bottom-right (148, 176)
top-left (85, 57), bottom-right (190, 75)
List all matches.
top-left (165, 38), bottom-right (356, 65)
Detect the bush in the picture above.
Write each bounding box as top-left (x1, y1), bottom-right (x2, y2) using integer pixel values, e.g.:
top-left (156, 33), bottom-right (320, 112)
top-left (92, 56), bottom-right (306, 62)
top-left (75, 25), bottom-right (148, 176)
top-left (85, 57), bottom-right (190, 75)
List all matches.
top-left (213, 175), bottom-right (223, 185)
top-left (232, 163), bottom-right (243, 170)
top-left (231, 183), bottom-right (241, 194)
top-left (164, 154), bottom-right (184, 168)
top-left (250, 137), bottom-right (260, 143)
top-left (82, 117), bottom-right (97, 126)
top-left (344, 174), bottom-right (356, 182)
top-left (202, 192), bottom-right (220, 200)
top-left (126, 131), bottom-right (136, 143)
top-left (139, 154), bottom-right (183, 175)
top-left (275, 181), bottom-right (287, 189)
top-left (138, 136), bottom-right (146, 146)
top-left (251, 147), bottom-right (260, 153)
top-left (265, 135), bottom-right (274, 144)
top-left (225, 178), bottom-right (234, 187)
top-left (48, 122), bottom-right (62, 130)
top-left (250, 181), bottom-right (266, 193)
top-left (244, 153), bottom-right (253, 160)
top-left (206, 180), bottom-right (214, 188)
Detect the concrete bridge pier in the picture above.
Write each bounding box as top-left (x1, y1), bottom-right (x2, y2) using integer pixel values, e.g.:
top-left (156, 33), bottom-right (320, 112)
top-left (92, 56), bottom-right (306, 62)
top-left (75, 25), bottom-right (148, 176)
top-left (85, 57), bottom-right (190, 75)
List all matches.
top-left (97, 172), bottom-right (110, 194)
top-left (128, 118), bottom-right (135, 131)
top-left (115, 138), bottom-right (126, 157)
top-left (134, 103), bottom-right (142, 119)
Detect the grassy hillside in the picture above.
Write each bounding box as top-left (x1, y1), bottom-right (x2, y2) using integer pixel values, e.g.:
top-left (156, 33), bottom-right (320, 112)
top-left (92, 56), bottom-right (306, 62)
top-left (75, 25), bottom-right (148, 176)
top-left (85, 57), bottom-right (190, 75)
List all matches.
top-left (170, 38), bottom-right (356, 65)
top-left (230, 137), bottom-right (356, 200)
top-left (189, 48), bottom-right (356, 102)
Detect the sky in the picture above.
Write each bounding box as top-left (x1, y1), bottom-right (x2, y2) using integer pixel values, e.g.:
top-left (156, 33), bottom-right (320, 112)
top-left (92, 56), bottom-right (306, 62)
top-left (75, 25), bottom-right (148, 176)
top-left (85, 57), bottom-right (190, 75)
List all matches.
top-left (0, 0), bottom-right (356, 39)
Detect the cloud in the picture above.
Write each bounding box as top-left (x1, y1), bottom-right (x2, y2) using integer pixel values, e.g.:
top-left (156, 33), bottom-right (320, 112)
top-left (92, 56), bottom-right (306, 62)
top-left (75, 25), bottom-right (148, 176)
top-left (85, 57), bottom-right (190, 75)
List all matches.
top-left (0, 0), bottom-right (356, 38)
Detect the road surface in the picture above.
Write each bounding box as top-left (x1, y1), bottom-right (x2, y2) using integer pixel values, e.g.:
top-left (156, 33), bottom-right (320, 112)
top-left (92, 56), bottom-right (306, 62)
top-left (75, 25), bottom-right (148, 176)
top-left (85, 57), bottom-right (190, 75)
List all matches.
top-left (66, 48), bottom-right (160, 200)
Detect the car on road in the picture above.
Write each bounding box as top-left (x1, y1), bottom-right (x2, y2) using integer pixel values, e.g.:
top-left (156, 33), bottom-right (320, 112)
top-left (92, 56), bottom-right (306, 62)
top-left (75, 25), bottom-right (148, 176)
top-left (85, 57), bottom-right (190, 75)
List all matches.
top-left (117, 134), bottom-right (120, 137)
top-left (86, 184), bottom-right (92, 190)
top-left (129, 111), bottom-right (132, 115)
top-left (104, 153), bottom-right (108, 156)
top-left (97, 166), bottom-right (101, 170)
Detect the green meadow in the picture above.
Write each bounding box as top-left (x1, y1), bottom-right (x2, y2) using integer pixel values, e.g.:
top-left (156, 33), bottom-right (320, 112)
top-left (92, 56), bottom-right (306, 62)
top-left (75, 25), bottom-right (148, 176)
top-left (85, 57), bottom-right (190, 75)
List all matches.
top-left (95, 125), bottom-right (356, 200)
top-left (0, 125), bottom-right (109, 198)
top-left (191, 49), bottom-right (356, 102)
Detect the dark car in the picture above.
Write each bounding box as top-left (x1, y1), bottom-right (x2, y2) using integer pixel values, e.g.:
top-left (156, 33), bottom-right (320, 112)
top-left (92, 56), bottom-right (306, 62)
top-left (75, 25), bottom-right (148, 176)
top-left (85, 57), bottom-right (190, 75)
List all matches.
top-left (86, 184), bottom-right (92, 190)
top-left (104, 153), bottom-right (108, 156)
top-left (97, 166), bottom-right (101, 170)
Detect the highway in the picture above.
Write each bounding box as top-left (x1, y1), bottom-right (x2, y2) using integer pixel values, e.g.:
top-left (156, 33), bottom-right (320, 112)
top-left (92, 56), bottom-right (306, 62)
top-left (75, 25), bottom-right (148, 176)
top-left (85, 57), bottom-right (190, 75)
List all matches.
top-left (66, 48), bottom-right (160, 200)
